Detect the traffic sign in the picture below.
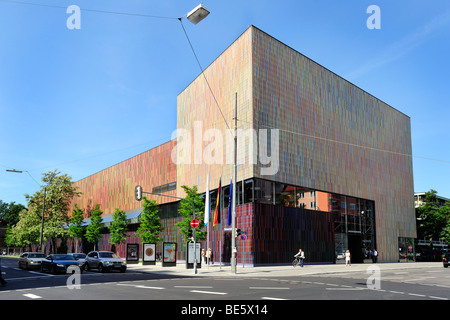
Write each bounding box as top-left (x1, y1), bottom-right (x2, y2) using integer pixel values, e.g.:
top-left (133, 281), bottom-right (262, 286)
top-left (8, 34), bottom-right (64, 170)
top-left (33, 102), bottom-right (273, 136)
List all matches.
top-left (190, 219), bottom-right (199, 228)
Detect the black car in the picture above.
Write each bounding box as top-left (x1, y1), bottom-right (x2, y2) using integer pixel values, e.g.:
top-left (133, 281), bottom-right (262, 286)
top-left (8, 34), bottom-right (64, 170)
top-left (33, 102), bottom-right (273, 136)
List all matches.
top-left (40, 254), bottom-right (83, 274)
top-left (443, 253), bottom-right (450, 268)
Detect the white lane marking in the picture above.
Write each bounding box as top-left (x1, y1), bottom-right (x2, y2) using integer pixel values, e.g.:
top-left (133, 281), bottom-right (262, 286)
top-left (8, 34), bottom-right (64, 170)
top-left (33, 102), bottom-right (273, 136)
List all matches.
top-left (23, 293), bottom-right (42, 299)
top-left (190, 290), bottom-right (227, 295)
top-left (249, 287), bottom-right (290, 290)
top-left (262, 297), bottom-right (289, 300)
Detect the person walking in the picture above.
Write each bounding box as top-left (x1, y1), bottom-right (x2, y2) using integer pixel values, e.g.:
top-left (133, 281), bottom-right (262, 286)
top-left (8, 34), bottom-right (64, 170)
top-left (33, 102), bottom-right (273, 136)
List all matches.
top-left (206, 248), bottom-right (212, 265)
top-left (294, 249), bottom-right (305, 267)
top-left (372, 249), bottom-right (378, 263)
top-left (201, 249), bottom-right (206, 264)
top-left (345, 250), bottom-right (351, 266)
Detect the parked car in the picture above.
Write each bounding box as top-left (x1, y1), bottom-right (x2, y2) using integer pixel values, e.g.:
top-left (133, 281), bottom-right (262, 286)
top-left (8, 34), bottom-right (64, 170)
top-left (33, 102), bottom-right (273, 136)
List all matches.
top-left (68, 253), bottom-right (86, 265)
top-left (443, 253), bottom-right (450, 268)
top-left (83, 251), bottom-right (126, 273)
top-left (40, 254), bottom-right (83, 274)
top-left (18, 252), bottom-right (46, 270)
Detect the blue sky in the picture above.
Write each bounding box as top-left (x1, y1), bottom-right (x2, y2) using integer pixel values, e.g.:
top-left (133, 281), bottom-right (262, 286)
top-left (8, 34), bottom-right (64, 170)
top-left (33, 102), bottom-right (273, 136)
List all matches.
top-left (0, 0), bottom-right (449, 206)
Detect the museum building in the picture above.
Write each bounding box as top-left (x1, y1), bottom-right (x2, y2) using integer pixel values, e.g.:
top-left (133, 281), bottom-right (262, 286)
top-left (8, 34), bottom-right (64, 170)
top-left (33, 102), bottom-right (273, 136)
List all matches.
top-left (69, 26), bottom-right (415, 264)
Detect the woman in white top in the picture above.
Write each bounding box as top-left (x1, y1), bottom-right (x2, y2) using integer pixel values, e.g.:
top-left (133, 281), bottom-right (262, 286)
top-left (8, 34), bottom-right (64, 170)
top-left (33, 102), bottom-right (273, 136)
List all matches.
top-left (345, 250), bottom-right (351, 266)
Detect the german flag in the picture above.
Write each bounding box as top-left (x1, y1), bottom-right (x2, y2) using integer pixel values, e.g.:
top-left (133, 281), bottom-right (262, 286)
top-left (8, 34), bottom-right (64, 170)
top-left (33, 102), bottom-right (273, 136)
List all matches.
top-left (213, 178), bottom-right (221, 227)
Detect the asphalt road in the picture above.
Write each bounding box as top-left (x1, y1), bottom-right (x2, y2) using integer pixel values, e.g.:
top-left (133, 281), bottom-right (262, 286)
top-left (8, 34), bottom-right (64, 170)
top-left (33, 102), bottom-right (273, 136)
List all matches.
top-left (1, 257), bottom-right (449, 302)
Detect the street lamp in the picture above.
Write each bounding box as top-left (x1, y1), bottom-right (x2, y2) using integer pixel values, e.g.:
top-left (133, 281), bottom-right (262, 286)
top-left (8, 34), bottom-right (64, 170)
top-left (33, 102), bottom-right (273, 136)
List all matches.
top-left (186, 4), bottom-right (210, 24)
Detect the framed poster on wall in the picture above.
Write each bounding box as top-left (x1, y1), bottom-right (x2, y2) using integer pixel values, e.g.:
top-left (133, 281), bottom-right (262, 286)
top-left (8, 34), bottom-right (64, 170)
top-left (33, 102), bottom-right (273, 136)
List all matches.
top-left (143, 243), bottom-right (156, 265)
top-left (162, 242), bottom-right (177, 267)
top-left (126, 243), bottom-right (139, 264)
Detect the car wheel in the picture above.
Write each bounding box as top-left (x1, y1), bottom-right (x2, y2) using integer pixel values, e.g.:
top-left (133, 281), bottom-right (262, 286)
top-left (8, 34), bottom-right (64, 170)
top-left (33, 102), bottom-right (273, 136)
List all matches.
top-left (98, 263), bottom-right (104, 273)
top-left (83, 263), bottom-right (90, 271)
top-left (444, 264), bottom-right (448, 268)
top-left (51, 266), bottom-right (57, 274)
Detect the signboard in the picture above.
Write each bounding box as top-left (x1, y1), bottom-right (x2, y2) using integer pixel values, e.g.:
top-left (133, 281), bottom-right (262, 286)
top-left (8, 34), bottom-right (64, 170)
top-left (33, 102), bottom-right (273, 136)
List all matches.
top-left (190, 219), bottom-right (199, 228)
top-left (186, 242), bottom-right (201, 269)
top-left (126, 243), bottom-right (139, 264)
top-left (162, 242), bottom-right (177, 267)
top-left (143, 243), bottom-right (156, 265)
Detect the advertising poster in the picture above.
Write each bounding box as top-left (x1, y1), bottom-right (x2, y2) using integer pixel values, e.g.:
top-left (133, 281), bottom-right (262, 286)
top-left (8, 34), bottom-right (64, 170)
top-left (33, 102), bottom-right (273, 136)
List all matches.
top-left (162, 242), bottom-right (177, 267)
top-left (143, 243), bottom-right (156, 265)
top-left (126, 243), bottom-right (139, 264)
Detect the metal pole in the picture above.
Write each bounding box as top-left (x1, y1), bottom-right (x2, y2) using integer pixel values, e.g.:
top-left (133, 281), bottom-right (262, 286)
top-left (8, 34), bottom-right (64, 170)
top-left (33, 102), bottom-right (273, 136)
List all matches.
top-left (39, 187), bottom-right (46, 252)
top-left (231, 92), bottom-right (237, 274)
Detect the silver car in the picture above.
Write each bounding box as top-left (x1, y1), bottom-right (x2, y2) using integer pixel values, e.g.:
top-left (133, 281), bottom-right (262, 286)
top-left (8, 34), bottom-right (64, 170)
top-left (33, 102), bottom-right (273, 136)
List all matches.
top-left (18, 252), bottom-right (46, 270)
top-left (83, 251), bottom-right (126, 273)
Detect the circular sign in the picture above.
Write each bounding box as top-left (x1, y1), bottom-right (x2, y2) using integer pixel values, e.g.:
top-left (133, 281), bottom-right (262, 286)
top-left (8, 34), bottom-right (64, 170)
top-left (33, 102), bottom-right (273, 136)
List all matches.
top-left (190, 219), bottom-right (199, 228)
top-left (241, 234), bottom-right (247, 240)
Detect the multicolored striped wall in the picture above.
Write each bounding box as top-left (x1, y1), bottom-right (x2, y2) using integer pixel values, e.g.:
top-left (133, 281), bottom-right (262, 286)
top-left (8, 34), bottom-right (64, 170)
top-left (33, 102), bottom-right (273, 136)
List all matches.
top-left (70, 140), bottom-right (177, 216)
top-left (177, 26), bottom-right (415, 262)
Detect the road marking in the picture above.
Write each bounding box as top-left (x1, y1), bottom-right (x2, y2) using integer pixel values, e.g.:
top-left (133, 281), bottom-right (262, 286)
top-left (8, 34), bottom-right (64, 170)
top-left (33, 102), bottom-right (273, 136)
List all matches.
top-left (249, 287), bottom-right (290, 290)
top-left (23, 293), bottom-right (42, 299)
top-left (262, 297), bottom-right (289, 300)
top-left (116, 283), bottom-right (164, 290)
top-left (190, 290), bottom-right (227, 295)
top-left (429, 296), bottom-right (448, 300)
top-left (174, 286), bottom-right (213, 289)
top-left (326, 287), bottom-right (364, 291)
top-left (407, 293), bottom-right (426, 297)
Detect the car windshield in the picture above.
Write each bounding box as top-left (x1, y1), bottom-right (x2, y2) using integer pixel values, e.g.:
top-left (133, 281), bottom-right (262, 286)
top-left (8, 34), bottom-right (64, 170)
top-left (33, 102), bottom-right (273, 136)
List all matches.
top-left (72, 254), bottom-right (86, 259)
top-left (51, 255), bottom-right (74, 260)
top-left (99, 252), bottom-right (119, 259)
top-left (28, 253), bottom-right (45, 258)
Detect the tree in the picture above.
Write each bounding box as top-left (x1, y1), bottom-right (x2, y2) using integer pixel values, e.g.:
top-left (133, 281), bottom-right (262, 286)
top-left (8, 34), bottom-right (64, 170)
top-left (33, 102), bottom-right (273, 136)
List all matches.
top-left (85, 204), bottom-right (103, 251)
top-left (0, 201), bottom-right (26, 227)
top-left (416, 189), bottom-right (450, 243)
top-left (68, 204), bottom-right (85, 252)
top-left (23, 169), bottom-right (81, 252)
top-left (135, 197), bottom-right (163, 244)
top-left (176, 185), bottom-right (206, 242)
top-left (7, 208), bottom-right (41, 249)
top-left (109, 208), bottom-right (129, 248)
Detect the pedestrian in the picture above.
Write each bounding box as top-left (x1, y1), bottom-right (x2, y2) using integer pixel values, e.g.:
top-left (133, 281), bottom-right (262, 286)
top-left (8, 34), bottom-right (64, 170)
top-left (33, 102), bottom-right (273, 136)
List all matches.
top-left (206, 248), bottom-right (212, 265)
top-left (294, 249), bottom-right (305, 267)
top-left (345, 250), bottom-right (351, 266)
top-left (201, 248), bottom-right (206, 264)
top-left (372, 249), bottom-right (378, 263)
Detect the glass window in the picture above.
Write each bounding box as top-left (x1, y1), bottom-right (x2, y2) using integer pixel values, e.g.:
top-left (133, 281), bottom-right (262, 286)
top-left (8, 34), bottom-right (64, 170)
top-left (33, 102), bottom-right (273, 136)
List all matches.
top-left (243, 179), bottom-right (253, 204)
top-left (255, 179), bottom-right (273, 204)
top-left (275, 183), bottom-right (296, 207)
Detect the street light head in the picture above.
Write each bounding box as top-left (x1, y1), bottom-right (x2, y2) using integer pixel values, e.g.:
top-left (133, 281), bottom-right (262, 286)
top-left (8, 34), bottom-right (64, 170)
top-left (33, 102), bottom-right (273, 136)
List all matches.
top-left (6, 169), bottom-right (23, 173)
top-left (187, 4), bottom-right (210, 24)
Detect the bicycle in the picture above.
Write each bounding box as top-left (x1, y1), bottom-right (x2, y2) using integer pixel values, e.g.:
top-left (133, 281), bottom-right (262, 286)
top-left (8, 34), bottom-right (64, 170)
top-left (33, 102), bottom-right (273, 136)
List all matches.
top-left (292, 257), bottom-right (301, 268)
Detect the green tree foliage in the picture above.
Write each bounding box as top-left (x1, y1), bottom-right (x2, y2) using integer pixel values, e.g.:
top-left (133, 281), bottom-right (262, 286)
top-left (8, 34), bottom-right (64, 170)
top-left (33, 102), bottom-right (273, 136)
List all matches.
top-left (85, 204), bottom-right (103, 251)
top-left (7, 170), bottom-right (80, 252)
top-left (110, 208), bottom-right (129, 246)
top-left (0, 201), bottom-right (26, 226)
top-left (68, 204), bottom-right (85, 252)
top-left (176, 185), bottom-right (206, 242)
top-left (6, 208), bottom-right (40, 248)
top-left (136, 197), bottom-right (163, 244)
top-left (416, 189), bottom-right (450, 243)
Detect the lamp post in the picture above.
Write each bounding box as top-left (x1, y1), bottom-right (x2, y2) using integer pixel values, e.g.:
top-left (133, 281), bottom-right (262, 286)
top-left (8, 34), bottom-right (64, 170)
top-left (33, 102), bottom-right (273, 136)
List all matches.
top-left (6, 169), bottom-right (47, 253)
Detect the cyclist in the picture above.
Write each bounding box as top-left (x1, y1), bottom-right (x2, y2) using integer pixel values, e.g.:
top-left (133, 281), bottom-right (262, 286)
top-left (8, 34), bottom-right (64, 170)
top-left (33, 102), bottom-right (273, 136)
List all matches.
top-left (294, 249), bottom-right (305, 267)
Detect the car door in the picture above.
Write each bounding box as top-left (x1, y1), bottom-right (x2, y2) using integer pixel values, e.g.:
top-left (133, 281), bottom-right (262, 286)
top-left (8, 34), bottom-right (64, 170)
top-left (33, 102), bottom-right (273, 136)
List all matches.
top-left (19, 253), bottom-right (28, 268)
top-left (87, 252), bottom-right (99, 268)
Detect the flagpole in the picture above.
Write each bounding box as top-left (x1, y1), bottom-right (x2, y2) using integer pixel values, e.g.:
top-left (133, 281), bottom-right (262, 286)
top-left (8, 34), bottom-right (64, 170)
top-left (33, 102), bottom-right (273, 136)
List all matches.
top-left (231, 92), bottom-right (237, 274)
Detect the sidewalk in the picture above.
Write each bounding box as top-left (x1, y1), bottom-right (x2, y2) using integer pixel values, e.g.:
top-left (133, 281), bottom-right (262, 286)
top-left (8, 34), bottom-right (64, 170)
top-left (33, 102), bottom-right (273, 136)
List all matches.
top-left (126, 261), bottom-right (442, 278)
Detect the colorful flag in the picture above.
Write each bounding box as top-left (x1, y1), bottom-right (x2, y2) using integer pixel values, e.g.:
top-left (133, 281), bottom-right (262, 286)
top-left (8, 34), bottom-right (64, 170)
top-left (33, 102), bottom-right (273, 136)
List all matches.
top-left (204, 173), bottom-right (210, 226)
top-left (213, 178), bottom-right (221, 227)
top-left (227, 179), bottom-right (233, 226)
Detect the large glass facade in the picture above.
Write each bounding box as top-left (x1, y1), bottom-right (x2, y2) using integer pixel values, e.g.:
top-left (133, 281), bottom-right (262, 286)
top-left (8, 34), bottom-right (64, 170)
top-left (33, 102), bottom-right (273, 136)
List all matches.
top-left (203, 177), bottom-right (376, 263)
